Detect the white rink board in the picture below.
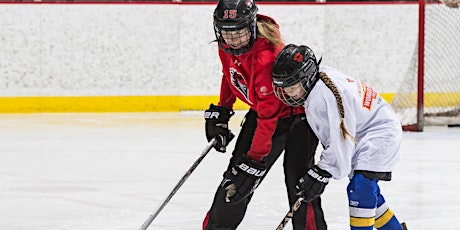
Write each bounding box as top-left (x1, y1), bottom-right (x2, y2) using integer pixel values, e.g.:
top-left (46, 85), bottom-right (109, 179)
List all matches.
top-left (0, 3), bottom-right (417, 96)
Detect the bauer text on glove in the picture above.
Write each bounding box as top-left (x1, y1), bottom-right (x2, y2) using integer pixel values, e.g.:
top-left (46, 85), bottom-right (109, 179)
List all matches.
top-left (296, 165), bottom-right (332, 202)
top-left (204, 104), bottom-right (234, 153)
top-left (221, 155), bottom-right (267, 204)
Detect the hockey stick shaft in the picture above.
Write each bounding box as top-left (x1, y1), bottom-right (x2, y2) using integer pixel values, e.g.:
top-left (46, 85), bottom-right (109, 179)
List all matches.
top-left (138, 138), bottom-right (217, 230)
top-left (275, 196), bottom-right (305, 230)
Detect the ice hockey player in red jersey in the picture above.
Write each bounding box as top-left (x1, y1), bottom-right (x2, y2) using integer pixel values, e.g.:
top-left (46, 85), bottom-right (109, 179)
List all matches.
top-left (271, 44), bottom-right (407, 230)
top-left (202, 0), bottom-right (327, 229)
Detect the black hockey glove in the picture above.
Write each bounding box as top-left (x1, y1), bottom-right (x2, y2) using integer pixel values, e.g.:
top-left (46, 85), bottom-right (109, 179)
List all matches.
top-left (221, 155), bottom-right (267, 204)
top-left (204, 104), bottom-right (234, 153)
top-left (296, 165), bottom-right (332, 202)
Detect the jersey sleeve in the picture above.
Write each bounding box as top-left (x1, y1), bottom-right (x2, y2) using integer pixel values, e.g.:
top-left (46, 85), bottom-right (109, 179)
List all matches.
top-left (307, 85), bottom-right (356, 180)
top-left (217, 51), bottom-right (237, 108)
top-left (218, 74), bottom-right (236, 108)
top-left (246, 50), bottom-right (284, 162)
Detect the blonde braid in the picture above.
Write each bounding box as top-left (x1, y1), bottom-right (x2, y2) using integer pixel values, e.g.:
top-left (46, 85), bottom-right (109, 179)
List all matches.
top-left (319, 72), bottom-right (355, 142)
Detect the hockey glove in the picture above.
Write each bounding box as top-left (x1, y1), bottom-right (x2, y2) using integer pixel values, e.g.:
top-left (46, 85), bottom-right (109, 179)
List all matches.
top-left (296, 165), bottom-right (332, 202)
top-left (221, 155), bottom-right (267, 204)
top-left (204, 104), bottom-right (235, 153)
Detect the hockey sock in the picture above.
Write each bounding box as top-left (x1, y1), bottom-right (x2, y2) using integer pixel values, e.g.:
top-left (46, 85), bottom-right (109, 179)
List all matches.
top-left (374, 194), bottom-right (403, 230)
top-left (347, 174), bottom-right (378, 230)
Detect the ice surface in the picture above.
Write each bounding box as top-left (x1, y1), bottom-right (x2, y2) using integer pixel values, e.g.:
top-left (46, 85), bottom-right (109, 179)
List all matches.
top-left (0, 112), bottom-right (459, 230)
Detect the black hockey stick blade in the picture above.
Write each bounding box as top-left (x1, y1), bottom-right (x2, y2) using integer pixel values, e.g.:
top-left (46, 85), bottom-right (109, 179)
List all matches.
top-left (401, 222), bottom-right (408, 230)
top-left (138, 138), bottom-right (217, 230)
top-left (276, 196), bottom-right (304, 230)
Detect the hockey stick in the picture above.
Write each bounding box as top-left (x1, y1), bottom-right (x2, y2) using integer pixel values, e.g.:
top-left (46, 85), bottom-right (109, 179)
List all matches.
top-left (275, 196), bottom-right (305, 230)
top-left (138, 138), bottom-right (217, 230)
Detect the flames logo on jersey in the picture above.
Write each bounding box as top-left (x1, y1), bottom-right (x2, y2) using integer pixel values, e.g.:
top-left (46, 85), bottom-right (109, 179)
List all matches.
top-left (361, 82), bottom-right (377, 110)
top-left (230, 67), bottom-right (252, 104)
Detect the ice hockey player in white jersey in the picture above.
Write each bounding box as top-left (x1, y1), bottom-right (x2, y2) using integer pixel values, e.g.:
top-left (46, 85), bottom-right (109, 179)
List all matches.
top-left (271, 44), bottom-right (407, 230)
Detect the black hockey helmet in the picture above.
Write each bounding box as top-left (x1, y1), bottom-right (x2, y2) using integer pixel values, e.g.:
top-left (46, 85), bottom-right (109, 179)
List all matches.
top-left (213, 0), bottom-right (258, 56)
top-left (272, 44), bottom-right (320, 106)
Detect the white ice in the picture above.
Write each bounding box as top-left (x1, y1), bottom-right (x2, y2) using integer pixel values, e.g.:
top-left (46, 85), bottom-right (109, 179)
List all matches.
top-left (1, 112), bottom-right (459, 230)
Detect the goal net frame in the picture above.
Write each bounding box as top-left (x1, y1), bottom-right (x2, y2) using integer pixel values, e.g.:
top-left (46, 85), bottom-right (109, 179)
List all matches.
top-left (392, 0), bottom-right (460, 131)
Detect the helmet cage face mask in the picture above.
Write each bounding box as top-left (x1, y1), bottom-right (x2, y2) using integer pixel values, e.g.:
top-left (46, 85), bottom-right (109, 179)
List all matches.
top-left (213, 0), bottom-right (258, 56)
top-left (273, 77), bottom-right (309, 107)
top-left (272, 44), bottom-right (319, 107)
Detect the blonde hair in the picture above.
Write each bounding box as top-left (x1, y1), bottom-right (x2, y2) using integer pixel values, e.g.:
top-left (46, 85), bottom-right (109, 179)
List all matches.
top-left (319, 72), bottom-right (355, 142)
top-left (257, 19), bottom-right (284, 47)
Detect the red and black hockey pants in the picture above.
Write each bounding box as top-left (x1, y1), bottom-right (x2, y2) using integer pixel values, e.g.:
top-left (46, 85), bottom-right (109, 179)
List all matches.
top-left (203, 109), bottom-right (327, 230)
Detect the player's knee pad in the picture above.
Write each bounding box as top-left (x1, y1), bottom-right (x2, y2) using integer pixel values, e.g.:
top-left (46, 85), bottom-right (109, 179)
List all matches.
top-left (347, 174), bottom-right (379, 229)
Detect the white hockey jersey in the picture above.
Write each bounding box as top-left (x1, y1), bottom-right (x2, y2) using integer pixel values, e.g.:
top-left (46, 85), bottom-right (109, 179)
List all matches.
top-left (305, 66), bottom-right (402, 180)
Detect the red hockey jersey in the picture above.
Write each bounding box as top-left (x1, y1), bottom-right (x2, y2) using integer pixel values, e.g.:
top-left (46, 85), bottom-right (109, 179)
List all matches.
top-left (217, 15), bottom-right (304, 162)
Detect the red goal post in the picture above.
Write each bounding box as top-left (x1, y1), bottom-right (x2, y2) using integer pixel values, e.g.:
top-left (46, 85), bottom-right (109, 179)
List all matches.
top-left (390, 0), bottom-right (460, 131)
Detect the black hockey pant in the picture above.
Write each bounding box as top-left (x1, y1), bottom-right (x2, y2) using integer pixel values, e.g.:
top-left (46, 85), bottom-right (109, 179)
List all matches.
top-left (203, 109), bottom-right (327, 230)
